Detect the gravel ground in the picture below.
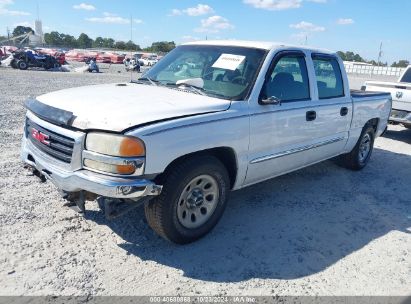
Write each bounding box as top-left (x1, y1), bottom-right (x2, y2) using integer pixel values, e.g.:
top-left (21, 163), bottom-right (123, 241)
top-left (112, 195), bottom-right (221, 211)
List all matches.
top-left (0, 65), bottom-right (410, 297)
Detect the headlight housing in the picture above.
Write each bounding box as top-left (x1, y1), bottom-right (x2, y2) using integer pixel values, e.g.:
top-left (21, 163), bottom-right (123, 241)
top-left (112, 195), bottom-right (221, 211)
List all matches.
top-left (86, 133), bottom-right (145, 157)
top-left (84, 133), bottom-right (145, 175)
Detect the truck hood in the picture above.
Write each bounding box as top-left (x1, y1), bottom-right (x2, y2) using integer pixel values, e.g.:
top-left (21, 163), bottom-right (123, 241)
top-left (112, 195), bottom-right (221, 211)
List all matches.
top-left (36, 83), bottom-right (231, 132)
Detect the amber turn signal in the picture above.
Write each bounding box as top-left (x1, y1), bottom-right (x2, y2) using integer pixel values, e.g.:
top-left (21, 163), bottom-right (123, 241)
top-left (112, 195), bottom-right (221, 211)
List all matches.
top-left (116, 164), bottom-right (136, 175)
top-left (119, 137), bottom-right (145, 157)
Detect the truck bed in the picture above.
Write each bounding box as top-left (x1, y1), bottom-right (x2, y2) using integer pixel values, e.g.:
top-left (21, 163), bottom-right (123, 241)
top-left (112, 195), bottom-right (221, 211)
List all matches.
top-left (365, 80), bottom-right (411, 112)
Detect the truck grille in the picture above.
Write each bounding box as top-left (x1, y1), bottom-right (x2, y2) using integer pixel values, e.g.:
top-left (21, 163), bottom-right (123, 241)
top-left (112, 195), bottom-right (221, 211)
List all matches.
top-left (25, 118), bottom-right (75, 163)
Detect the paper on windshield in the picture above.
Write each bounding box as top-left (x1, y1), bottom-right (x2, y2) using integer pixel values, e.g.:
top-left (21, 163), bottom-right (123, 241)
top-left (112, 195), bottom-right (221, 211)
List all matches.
top-left (212, 54), bottom-right (246, 71)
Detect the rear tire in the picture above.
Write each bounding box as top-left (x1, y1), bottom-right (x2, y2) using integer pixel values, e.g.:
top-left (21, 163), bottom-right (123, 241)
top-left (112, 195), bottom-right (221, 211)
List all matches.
top-left (337, 125), bottom-right (375, 171)
top-left (11, 59), bottom-right (18, 69)
top-left (144, 155), bottom-right (230, 244)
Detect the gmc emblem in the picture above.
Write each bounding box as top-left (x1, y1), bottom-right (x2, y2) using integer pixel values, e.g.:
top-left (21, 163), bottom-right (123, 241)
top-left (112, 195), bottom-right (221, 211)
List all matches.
top-left (31, 128), bottom-right (50, 146)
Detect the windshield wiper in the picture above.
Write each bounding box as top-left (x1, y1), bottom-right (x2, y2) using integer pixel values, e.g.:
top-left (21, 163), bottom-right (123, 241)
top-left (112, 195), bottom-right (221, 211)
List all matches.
top-left (134, 77), bottom-right (159, 86)
top-left (176, 83), bottom-right (207, 96)
top-left (163, 81), bottom-right (229, 98)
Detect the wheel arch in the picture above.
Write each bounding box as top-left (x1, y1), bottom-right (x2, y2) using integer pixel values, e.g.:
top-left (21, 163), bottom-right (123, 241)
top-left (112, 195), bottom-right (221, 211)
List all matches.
top-left (366, 118), bottom-right (380, 133)
top-left (155, 147), bottom-right (238, 189)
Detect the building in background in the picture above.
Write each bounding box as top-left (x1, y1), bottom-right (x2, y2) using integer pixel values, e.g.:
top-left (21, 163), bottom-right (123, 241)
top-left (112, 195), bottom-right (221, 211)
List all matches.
top-left (29, 19), bottom-right (44, 46)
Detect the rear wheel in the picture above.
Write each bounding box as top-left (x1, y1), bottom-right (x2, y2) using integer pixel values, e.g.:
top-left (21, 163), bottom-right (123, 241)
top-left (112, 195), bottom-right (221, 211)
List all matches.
top-left (337, 125), bottom-right (375, 171)
top-left (17, 60), bottom-right (28, 70)
top-left (144, 155), bottom-right (230, 244)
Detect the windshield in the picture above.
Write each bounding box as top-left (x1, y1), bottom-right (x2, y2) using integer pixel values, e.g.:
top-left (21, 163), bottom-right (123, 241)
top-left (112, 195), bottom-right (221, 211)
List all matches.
top-left (400, 68), bottom-right (411, 83)
top-left (140, 45), bottom-right (268, 100)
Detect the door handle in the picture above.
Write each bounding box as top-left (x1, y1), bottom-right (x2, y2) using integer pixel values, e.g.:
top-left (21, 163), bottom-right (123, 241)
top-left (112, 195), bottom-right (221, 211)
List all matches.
top-left (306, 110), bottom-right (316, 121)
top-left (340, 107), bottom-right (349, 116)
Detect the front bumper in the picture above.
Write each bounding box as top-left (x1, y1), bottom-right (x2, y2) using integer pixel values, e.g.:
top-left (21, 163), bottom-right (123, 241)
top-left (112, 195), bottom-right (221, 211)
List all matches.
top-left (21, 134), bottom-right (162, 199)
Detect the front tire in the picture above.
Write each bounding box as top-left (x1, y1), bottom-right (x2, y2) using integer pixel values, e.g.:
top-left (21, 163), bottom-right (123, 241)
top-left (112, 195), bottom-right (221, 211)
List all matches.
top-left (145, 155), bottom-right (230, 244)
top-left (17, 60), bottom-right (28, 70)
top-left (337, 125), bottom-right (375, 171)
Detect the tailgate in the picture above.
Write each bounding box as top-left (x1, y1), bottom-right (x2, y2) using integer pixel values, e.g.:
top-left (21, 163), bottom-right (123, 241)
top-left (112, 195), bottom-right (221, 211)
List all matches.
top-left (365, 81), bottom-right (411, 112)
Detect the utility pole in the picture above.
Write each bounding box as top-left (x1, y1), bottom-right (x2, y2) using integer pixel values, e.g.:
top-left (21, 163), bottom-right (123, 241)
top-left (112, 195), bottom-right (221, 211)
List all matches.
top-left (130, 14), bottom-right (133, 81)
top-left (130, 14), bottom-right (133, 45)
top-left (377, 42), bottom-right (383, 66)
top-left (7, 27), bottom-right (10, 40)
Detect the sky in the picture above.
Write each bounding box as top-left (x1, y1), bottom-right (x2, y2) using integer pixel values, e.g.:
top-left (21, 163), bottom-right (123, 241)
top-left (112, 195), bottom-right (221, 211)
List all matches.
top-left (0, 0), bottom-right (410, 63)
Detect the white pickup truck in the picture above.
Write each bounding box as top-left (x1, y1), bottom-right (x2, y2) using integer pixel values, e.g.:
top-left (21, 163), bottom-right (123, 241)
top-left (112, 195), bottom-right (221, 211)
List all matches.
top-left (21, 40), bottom-right (391, 244)
top-left (363, 65), bottom-right (411, 128)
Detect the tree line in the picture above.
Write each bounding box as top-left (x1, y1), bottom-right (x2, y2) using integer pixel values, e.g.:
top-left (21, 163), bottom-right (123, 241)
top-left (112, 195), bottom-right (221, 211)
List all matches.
top-left (44, 31), bottom-right (176, 53)
top-left (337, 50), bottom-right (409, 68)
top-left (2, 26), bottom-right (410, 65)
top-left (3, 26), bottom-right (176, 53)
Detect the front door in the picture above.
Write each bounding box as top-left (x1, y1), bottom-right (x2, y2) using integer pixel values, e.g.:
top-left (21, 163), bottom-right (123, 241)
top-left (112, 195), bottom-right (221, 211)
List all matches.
top-left (246, 51), bottom-right (316, 185)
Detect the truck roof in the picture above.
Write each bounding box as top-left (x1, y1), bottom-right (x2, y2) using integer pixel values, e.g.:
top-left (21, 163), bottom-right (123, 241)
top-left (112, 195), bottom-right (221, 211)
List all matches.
top-left (182, 40), bottom-right (335, 55)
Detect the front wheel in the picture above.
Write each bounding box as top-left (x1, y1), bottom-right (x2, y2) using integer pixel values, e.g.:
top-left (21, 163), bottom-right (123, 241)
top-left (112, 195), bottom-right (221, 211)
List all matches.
top-left (337, 125), bottom-right (375, 171)
top-left (17, 60), bottom-right (28, 70)
top-left (144, 155), bottom-right (230, 244)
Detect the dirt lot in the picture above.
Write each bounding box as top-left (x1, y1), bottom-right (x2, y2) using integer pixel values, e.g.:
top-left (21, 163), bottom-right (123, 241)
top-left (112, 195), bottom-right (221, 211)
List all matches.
top-left (0, 66), bottom-right (410, 296)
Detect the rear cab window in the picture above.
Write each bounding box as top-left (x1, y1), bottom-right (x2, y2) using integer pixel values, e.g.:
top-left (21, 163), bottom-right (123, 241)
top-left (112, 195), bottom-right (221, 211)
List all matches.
top-left (312, 54), bottom-right (344, 99)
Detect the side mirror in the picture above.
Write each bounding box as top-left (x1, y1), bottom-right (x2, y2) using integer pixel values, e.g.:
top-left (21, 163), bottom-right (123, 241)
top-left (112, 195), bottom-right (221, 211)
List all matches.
top-left (259, 96), bottom-right (282, 106)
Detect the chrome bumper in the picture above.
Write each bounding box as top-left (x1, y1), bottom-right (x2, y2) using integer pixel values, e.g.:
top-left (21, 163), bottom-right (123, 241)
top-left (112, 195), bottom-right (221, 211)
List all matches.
top-left (21, 135), bottom-right (162, 199)
top-left (390, 109), bottom-right (411, 125)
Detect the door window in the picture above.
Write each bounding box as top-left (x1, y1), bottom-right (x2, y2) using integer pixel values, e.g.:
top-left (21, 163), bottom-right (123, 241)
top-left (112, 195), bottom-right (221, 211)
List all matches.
top-left (313, 56), bottom-right (344, 99)
top-left (262, 54), bottom-right (310, 102)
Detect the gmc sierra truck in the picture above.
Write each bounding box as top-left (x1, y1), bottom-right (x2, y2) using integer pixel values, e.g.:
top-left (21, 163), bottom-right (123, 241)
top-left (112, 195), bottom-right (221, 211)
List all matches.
top-left (21, 41), bottom-right (391, 244)
top-left (363, 65), bottom-right (411, 128)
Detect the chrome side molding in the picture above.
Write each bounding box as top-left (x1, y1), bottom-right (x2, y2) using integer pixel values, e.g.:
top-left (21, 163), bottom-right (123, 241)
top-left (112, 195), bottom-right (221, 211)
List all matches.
top-left (250, 137), bottom-right (345, 164)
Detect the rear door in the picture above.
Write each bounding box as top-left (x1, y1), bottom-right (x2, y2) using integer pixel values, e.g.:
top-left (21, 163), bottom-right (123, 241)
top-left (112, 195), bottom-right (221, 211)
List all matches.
top-left (303, 53), bottom-right (353, 164)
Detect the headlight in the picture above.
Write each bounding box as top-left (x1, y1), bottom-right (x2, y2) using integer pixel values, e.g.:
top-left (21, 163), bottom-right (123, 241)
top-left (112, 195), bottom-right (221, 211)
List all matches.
top-left (84, 133), bottom-right (145, 175)
top-left (83, 159), bottom-right (137, 175)
top-left (86, 133), bottom-right (145, 157)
